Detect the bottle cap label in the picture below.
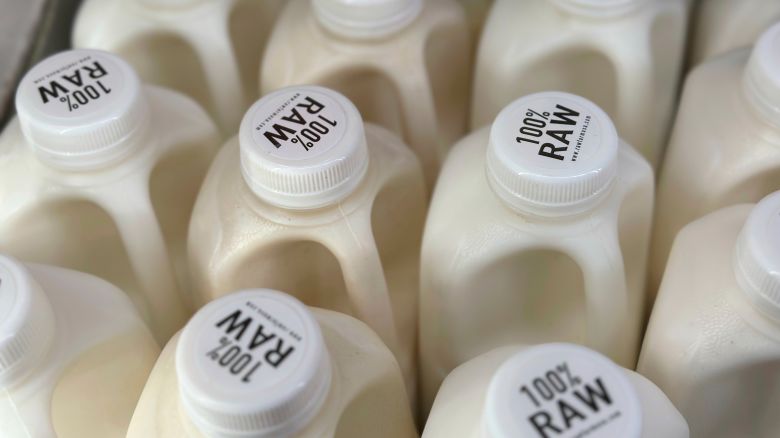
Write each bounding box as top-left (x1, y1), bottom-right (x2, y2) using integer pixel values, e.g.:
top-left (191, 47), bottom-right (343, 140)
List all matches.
top-left (18, 51), bottom-right (127, 120)
top-left (497, 95), bottom-right (604, 172)
top-left (247, 90), bottom-right (348, 161)
top-left (486, 344), bottom-right (641, 438)
top-left (192, 295), bottom-right (308, 393)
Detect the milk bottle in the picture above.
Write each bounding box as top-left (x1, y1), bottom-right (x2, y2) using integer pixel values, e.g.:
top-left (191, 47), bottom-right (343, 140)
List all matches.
top-left (639, 190), bottom-right (780, 438)
top-left (188, 85), bottom-right (426, 401)
top-left (650, 22), bottom-right (780, 297)
top-left (423, 343), bottom-right (688, 438)
top-left (260, 0), bottom-right (471, 189)
top-left (0, 49), bottom-right (220, 343)
top-left (689, 0), bottom-right (780, 67)
top-left (0, 254), bottom-right (159, 438)
top-left (471, 0), bottom-right (688, 168)
top-left (128, 289), bottom-right (417, 438)
top-left (458, 0), bottom-right (494, 39)
top-left (72, 0), bottom-right (284, 135)
top-left (419, 91), bottom-right (653, 413)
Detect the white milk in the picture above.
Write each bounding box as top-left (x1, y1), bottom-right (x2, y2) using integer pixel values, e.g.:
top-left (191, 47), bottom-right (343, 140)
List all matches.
top-left (260, 0), bottom-right (471, 189)
top-left (128, 289), bottom-right (417, 438)
top-left (650, 22), bottom-right (780, 298)
top-left (471, 0), bottom-right (688, 168)
top-left (188, 85), bottom-right (426, 403)
top-left (424, 343), bottom-right (688, 438)
top-left (73, 0), bottom-right (285, 136)
top-left (0, 49), bottom-right (220, 343)
top-left (419, 91), bottom-right (653, 414)
top-left (639, 190), bottom-right (780, 437)
top-left (0, 254), bottom-right (159, 438)
top-left (689, 0), bottom-right (780, 67)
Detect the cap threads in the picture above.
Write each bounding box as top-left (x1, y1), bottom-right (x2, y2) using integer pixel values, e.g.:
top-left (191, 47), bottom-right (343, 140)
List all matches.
top-left (312, 0), bottom-right (423, 39)
top-left (743, 23), bottom-right (780, 128)
top-left (733, 191), bottom-right (780, 320)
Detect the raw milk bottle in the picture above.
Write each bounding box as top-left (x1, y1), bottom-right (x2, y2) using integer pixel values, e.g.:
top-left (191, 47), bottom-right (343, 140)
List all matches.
top-left (471, 0), bottom-right (688, 168)
top-left (650, 22), bottom-right (780, 297)
top-left (0, 254), bottom-right (159, 438)
top-left (689, 0), bottom-right (780, 67)
top-left (419, 91), bottom-right (653, 413)
top-left (0, 49), bottom-right (220, 343)
top-left (260, 0), bottom-right (471, 189)
top-left (127, 289), bottom-right (417, 438)
top-left (188, 85), bottom-right (426, 401)
top-left (639, 190), bottom-right (780, 437)
top-left (424, 343), bottom-right (688, 438)
top-left (73, 0), bottom-right (285, 135)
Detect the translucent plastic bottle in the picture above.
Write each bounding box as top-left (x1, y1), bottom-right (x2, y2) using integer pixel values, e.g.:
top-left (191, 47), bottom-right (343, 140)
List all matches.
top-left (639, 190), bottom-right (780, 438)
top-left (419, 91), bottom-right (653, 413)
top-left (650, 22), bottom-right (780, 297)
top-left (424, 343), bottom-right (688, 438)
top-left (72, 0), bottom-right (285, 136)
top-left (0, 49), bottom-right (220, 343)
top-left (471, 0), bottom-right (688, 168)
top-left (0, 254), bottom-right (159, 438)
top-left (188, 85), bottom-right (426, 402)
top-left (688, 0), bottom-right (780, 67)
top-left (260, 0), bottom-right (471, 189)
top-left (127, 289), bottom-right (417, 438)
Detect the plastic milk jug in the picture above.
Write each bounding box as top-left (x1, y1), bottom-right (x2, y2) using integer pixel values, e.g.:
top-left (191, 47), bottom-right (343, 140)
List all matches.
top-left (458, 0), bottom-right (494, 40)
top-left (639, 190), bottom-right (780, 438)
top-left (423, 343), bottom-right (688, 438)
top-left (650, 22), bottom-right (780, 297)
top-left (689, 0), bottom-right (780, 67)
top-left (0, 49), bottom-right (220, 343)
top-left (127, 289), bottom-right (418, 438)
top-left (73, 0), bottom-right (285, 136)
top-left (0, 254), bottom-right (159, 437)
top-left (419, 91), bottom-right (653, 413)
top-left (471, 0), bottom-right (688, 168)
top-left (260, 0), bottom-right (471, 189)
top-left (187, 85), bottom-right (426, 402)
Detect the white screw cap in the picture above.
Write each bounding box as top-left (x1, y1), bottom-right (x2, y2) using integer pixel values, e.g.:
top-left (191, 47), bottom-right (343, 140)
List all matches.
top-left (239, 85), bottom-right (369, 210)
top-left (550, 0), bottom-right (646, 17)
top-left (484, 343), bottom-right (642, 438)
top-left (312, 0), bottom-right (423, 39)
top-left (176, 289), bottom-right (331, 438)
top-left (0, 254), bottom-right (55, 388)
top-left (486, 91), bottom-right (619, 216)
top-left (15, 49), bottom-right (149, 170)
top-left (744, 22), bottom-right (780, 127)
top-left (734, 191), bottom-right (780, 320)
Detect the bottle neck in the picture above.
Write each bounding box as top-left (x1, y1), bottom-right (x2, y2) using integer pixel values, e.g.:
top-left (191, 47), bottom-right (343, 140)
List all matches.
top-left (550, 0), bottom-right (646, 18)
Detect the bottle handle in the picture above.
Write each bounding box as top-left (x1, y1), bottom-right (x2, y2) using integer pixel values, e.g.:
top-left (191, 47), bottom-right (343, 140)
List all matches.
top-left (181, 13), bottom-right (245, 134)
top-left (567, 228), bottom-right (636, 367)
top-left (325, 211), bottom-right (405, 366)
top-left (90, 176), bottom-right (188, 344)
top-left (391, 63), bottom-right (442, 190)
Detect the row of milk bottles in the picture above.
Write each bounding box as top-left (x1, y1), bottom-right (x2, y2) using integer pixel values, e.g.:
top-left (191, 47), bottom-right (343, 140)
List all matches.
top-left (1, 0), bottom-right (780, 436)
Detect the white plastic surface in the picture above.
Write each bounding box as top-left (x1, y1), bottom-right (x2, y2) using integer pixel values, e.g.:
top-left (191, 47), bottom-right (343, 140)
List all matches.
top-left (550, 0), bottom-right (646, 17)
top-left (484, 344), bottom-right (641, 438)
top-left (422, 345), bottom-right (689, 438)
top-left (486, 92), bottom-right (618, 216)
top-left (177, 290), bottom-right (330, 438)
top-left (15, 49), bottom-right (149, 169)
top-left (127, 301), bottom-right (417, 437)
top-left (0, 258), bottom-right (158, 438)
top-left (239, 86), bottom-right (368, 210)
top-left (419, 104), bottom-right (653, 413)
top-left (744, 22), bottom-right (780, 127)
top-left (472, 0), bottom-right (688, 168)
top-left (0, 255), bottom-right (54, 388)
top-left (734, 191), bottom-right (780, 320)
top-left (312, 0), bottom-right (423, 38)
